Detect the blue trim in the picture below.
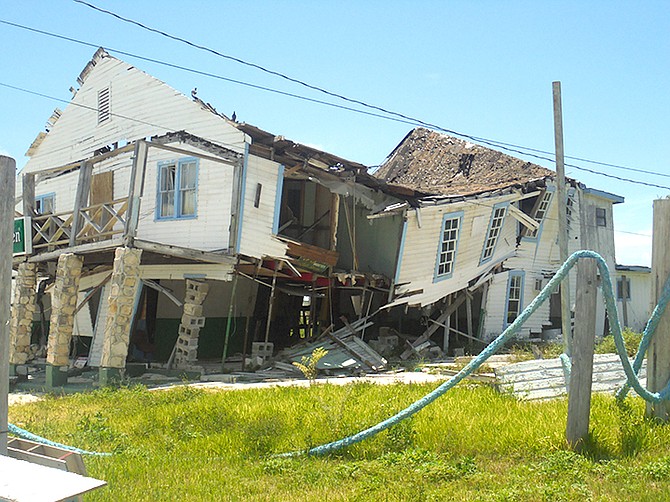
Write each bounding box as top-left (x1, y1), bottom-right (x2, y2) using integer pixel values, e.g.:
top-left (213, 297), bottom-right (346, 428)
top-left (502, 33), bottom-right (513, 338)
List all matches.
top-left (155, 157), bottom-right (199, 221)
top-left (583, 187), bottom-right (625, 204)
top-left (503, 270), bottom-right (525, 329)
top-left (272, 164), bottom-right (285, 235)
top-left (520, 186), bottom-right (555, 243)
top-left (235, 143), bottom-right (250, 254)
top-left (35, 192), bottom-right (55, 213)
top-left (433, 210), bottom-right (464, 283)
top-left (479, 201), bottom-right (509, 266)
top-left (394, 216), bottom-right (409, 284)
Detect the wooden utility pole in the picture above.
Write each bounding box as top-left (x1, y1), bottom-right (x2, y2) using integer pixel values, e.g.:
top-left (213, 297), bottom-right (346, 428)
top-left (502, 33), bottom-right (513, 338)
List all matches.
top-left (566, 199), bottom-right (598, 448)
top-left (620, 275), bottom-right (629, 327)
top-left (553, 81), bottom-right (572, 357)
top-left (648, 199), bottom-right (670, 420)
top-left (0, 156), bottom-right (16, 455)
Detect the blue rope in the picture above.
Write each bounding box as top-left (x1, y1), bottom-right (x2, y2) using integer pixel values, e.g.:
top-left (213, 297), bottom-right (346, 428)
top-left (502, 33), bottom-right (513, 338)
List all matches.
top-left (8, 423), bottom-right (111, 456)
top-left (280, 250), bottom-right (670, 457)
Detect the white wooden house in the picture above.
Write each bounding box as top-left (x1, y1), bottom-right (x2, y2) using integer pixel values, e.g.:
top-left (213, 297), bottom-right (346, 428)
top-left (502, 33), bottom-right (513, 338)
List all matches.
top-left (372, 128), bottom-right (623, 353)
top-left (11, 49), bottom-right (628, 384)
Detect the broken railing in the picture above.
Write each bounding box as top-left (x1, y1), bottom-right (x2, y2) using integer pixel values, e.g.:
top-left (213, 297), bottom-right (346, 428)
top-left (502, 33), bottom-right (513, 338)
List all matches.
top-left (31, 197), bottom-right (129, 251)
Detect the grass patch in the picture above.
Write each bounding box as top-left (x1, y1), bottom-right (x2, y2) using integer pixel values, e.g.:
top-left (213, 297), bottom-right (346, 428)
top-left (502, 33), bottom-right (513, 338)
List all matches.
top-left (9, 383), bottom-right (670, 500)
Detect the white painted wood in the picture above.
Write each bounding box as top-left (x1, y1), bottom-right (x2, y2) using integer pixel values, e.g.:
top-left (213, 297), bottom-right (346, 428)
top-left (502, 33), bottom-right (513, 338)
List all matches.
top-left (73, 292), bottom-right (94, 338)
top-left (238, 155), bottom-right (288, 259)
top-left (24, 53), bottom-right (245, 174)
top-left (614, 268), bottom-right (651, 332)
top-left (496, 353), bottom-right (646, 400)
top-left (88, 283), bottom-right (109, 367)
top-left (0, 456), bottom-right (106, 502)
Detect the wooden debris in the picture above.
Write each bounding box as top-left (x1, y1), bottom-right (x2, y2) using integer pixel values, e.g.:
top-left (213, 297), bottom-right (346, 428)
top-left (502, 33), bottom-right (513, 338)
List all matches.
top-left (495, 353), bottom-right (647, 400)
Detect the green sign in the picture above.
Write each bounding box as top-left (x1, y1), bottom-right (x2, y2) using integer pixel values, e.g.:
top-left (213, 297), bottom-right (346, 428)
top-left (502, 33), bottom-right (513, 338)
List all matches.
top-left (13, 217), bottom-right (32, 256)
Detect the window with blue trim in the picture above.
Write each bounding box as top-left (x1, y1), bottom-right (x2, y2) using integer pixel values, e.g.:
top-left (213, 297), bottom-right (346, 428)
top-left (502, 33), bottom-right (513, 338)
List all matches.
top-left (35, 193), bottom-right (55, 215)
top-left (505, 271), bottom-right (524, 326)
top-left (157, 159), bottom-right (198, 219)
top-left (435, 212), bottom-right (462, 279)
top-left (480, 204), bottom-right (507, 263)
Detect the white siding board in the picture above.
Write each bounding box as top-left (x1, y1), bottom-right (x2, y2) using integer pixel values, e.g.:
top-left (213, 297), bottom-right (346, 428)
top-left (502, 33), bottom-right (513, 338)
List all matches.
top-left (25, 55), bottom-right (245, 174)
top-left (136, 145), bottom-right (234, 251)
top-left (394, 194), bottom-right (518, 307)
top-left (238, 155), bottom-right (288, 259)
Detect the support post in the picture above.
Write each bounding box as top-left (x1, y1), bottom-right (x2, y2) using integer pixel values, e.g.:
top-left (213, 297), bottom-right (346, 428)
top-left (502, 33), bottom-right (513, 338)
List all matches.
top-left (124, 140), bottom-right (148, 246)
top-left (0, 156), bottom-right (16, 455)
top-left (553, 81), bottom-right (572, 357)
top-left (70, 161), bottom-right (92, 247)
top-left (566, 200), bottom-right (598, 449)
top-left (22, 172), bottom-right (35, 218)
top-left (264, 268), bottom-right (278, 344)
top-left (621, 275), bottom-right (629, 327)
top-left (221, 270), bottom-right (240, 371)
top-left (647, 199), bottom-right (670, 420)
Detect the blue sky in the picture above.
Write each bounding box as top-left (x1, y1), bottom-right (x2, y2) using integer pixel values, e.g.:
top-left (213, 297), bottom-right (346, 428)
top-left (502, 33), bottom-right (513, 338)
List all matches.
top-left (1, 0), bottom-right (668, 266)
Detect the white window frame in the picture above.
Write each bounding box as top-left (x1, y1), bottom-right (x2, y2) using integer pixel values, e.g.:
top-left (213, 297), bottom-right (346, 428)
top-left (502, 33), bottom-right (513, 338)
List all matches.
top-left (524, 189), bottom-right (554, 240)
top-left (504, 271), bottom-right (525, 327)
top-left (480, 202), bottom-right (508, 264)
top-left (156, 158), bottom-right (199, 220)
top-left (434, 211), bottom-right (463, 281)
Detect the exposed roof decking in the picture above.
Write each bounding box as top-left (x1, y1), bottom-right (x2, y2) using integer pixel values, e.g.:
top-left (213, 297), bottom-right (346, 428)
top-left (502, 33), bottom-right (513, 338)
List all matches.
top-left (375, 128), bottom-right (557, 197)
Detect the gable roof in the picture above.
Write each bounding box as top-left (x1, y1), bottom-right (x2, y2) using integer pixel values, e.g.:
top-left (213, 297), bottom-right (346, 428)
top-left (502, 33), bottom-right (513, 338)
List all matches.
top-left (374, 128), bottom-right (557, 197)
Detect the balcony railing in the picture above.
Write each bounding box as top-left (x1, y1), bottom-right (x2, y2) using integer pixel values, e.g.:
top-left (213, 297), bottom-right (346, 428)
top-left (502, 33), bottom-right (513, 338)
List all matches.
top-left (31, 197), bottom-right (129, 251)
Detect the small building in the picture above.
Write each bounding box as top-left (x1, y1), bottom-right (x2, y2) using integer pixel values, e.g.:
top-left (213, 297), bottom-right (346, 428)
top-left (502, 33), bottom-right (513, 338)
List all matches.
top-left (614, 264), bottom-right (651, 333)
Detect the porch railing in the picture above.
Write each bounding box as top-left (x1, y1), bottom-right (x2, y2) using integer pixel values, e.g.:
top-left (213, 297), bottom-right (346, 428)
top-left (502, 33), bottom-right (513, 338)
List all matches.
top-left (31, 197), bottom-right (129, 251)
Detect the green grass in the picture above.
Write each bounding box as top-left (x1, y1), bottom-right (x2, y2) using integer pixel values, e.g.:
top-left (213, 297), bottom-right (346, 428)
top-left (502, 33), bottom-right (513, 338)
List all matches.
top-left (9, 383), bottom-right (670, 501)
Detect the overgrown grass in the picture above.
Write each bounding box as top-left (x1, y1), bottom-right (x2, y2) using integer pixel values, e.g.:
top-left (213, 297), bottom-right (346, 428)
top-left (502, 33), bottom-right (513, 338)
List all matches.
top-left (596, 328), bottom-right (644, 357)
top-left (10, 383), bottom-right (670, 500)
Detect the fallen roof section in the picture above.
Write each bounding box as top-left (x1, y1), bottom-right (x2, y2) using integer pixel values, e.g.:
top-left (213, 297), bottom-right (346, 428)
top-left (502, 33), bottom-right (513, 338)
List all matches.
top-left (374, 127), bottom-right (558, 197)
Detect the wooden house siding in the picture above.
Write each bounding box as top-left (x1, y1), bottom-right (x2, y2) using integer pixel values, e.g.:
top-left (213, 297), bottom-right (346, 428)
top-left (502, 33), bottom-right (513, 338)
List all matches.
top-left (614, 269), bottom-right (651, 333)
top-left (394, 194), bottom-right (519, 307)
top-left (238, 155), bottom-right (287, 259)
top-left (24, 54), bottom-right (246, 174)
top-left (134, 146), bottom-right (235, 251)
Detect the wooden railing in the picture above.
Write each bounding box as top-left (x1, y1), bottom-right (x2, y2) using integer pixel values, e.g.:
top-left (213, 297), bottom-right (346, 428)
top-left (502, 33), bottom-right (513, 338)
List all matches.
top-left (31, 197), bottom-right (129, 251)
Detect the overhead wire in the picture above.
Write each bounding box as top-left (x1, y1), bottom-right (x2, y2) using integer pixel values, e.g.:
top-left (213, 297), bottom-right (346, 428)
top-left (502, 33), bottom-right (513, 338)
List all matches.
top-left (71, 0), bottom-right (670, 182)
top-left (0, 15), bottom-right (668, 191)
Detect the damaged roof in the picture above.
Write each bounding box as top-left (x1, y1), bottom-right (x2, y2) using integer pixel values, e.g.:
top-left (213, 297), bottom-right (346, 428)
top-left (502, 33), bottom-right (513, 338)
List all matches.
top-left (374, 128), bottom-right (557, 197)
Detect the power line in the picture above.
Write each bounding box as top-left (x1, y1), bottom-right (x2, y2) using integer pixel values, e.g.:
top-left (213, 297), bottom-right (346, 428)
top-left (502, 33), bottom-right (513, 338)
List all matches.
top-left (1, 18), bottom-right (669, 191)
top-left (72, 0), bottom-right (670, 182)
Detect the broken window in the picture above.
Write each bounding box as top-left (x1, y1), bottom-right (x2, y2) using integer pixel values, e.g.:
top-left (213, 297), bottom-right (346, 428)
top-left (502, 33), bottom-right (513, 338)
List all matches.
top-left (435, 212), bottom-right (463, 280)
top-left (519, 189), bottom-right (553, 240)
top-left (98, 86), bottom-right (111, 124)
top-left (480, 203), bottom-right (507, 264)
top-left (505, 271), bottom-right (524, 326)
top-left (596, 207), bottom-right (607, 227)
top-left (616, 277), bottom-right (631, 300)
top-left (157, 158), bottom-right (198, 219)
top-left (34, 193), bottom-right (54, 215)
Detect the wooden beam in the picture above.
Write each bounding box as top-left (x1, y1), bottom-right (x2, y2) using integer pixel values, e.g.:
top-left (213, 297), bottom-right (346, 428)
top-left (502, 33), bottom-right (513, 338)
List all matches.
top-left (133, 239), bottom-right (237, 265)
top-left (124, 141), bottom-right (148, 246)
top-left (566, 198), bottom-right (598, 449)
top-left (70, 161), bottom-right (92, 247)
top-left (507, 204), bottom-right (540, 231)
top-left (648, 199), bottom-right (670, 420)
top-left (22, 173), bottom-right (35, 219)
top-left (148, 141), bottom-right (237, 166)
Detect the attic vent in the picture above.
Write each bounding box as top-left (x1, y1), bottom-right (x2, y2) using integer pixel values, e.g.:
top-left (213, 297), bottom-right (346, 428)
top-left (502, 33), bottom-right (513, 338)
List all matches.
top-left (98, 86), bottom-right (111, 124)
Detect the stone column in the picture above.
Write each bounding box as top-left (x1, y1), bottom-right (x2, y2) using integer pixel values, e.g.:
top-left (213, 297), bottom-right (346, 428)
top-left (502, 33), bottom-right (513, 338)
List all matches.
top-left (99, 247), bottom-right (142, 386)
top-left (46, 253), bottom-right (83, 387)
top-left (9, 262), bottom-right (38, 372)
